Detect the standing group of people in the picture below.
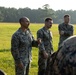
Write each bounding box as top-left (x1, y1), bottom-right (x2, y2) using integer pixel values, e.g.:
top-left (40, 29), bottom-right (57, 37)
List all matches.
top-left (11, 14), bottom-right (74, 75)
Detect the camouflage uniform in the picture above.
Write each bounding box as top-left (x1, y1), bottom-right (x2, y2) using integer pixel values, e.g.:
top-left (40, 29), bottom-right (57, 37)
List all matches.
top-left (11, 28), bottom-right (38, 75)
top-left (47, 35), bottom-right (76, 75)
top-left (37, 27), bottom-right (53, 75)
top-left (58, 23), bottom-right (73, 46)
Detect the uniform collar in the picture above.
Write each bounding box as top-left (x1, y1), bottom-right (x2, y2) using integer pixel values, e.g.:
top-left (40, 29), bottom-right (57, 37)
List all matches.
top-left (18, 28), bottom-right (30, 35)
top-left (43, 26), bottom-right (48, 30)
top-left (43, 26), bottom-right (50, 33)
top-left (63, 22), bottom-right (69, 25)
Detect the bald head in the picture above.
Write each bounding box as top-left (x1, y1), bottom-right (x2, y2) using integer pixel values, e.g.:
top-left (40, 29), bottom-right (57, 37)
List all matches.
top-left (19, 17), bottom-right (30, 29)
top-left (19, 17), bottom-right (30, 24)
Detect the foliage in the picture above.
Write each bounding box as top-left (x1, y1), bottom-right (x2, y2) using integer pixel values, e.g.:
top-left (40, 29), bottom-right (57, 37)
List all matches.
top-left (0, 5), bottom-right (76, 23)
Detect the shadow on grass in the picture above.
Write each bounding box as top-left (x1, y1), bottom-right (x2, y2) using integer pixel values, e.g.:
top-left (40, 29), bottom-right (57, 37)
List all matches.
top-left (0, 49), bottom-right (10, 52)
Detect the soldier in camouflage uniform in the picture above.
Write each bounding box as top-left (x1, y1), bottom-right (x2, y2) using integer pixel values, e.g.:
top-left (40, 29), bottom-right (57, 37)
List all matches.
top-left (47, 35), bottom-right (76, 75)
top-left (11, 17), bottom-right (39, 75)
top-left (37, 18), bottom-right (54, 75)
top-left (58, 14), bottom-right (73, 47)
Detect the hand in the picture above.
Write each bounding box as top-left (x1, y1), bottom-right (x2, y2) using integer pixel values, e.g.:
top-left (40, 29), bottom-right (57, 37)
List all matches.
top-left (43, 51), bottom-right (48, 59)
top-left (18, 62), bottom-right (24, 69)
top-left (60, 31), bottom-right (64, 35)
top-left (37, 38), bottom-right (42, 44)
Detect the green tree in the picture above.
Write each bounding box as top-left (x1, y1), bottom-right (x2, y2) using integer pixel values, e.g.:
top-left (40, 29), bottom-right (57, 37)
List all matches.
top-left (41, 4), bottom-right (55, 20)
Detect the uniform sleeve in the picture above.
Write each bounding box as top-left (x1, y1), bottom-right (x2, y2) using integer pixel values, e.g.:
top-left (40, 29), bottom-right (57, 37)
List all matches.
top-left (58, 24), bottom-right (61, 31)
top-left (32, 36), bottom-right (38, 47)
top-left (58, 24), bottom-right (65, 35)
top-left (50, 31), bottom-right (54, 52)
top-left (64, 25), bottom-right (73, 36)
top-left (28, 29), bottom-right (38, 47)
top-left (58, 24), bottom-right (62, 35)
top-left (11, 34), bottom-right (21, 63)
top-left (37, 30), bottom-right (45, 52)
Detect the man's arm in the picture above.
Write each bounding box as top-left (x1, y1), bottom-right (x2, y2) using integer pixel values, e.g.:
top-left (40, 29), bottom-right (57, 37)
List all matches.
top-left (58, 24), bottom-right (64, 35)
top-left (32, 36), bottom-right (38, 47)
top-left (28, 29), bottom-right (39, 47)
top-left (37, 30), bottom-right (48, 59)
top-left (11, 34), bottom-right (21, 64)
top-left (37, 30), bottom-right (45, 51)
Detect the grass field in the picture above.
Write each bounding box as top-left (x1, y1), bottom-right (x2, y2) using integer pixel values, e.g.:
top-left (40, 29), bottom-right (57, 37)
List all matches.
top-left (0, 23), bottom-right (76, 75)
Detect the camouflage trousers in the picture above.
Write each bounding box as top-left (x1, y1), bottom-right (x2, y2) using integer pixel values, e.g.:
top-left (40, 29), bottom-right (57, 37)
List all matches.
top-left (15, 62), bottom-right (30, 75)
top-left (38, 55), bottom-right (49, 75)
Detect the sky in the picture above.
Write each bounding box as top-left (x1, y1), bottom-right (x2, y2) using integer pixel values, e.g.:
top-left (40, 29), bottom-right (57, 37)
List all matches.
top-left (0, 0), bottom-right (76, 10)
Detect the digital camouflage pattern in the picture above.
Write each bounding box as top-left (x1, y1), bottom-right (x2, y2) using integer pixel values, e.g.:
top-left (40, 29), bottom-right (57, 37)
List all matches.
top-left (47, 35), bottom-right (76, 75)
top-left (37, 27), bottom-right (53, 75)
top-left (11, 28), bottom-right (38, 75)
top-left (58, 23), bottom-right (73, 46)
